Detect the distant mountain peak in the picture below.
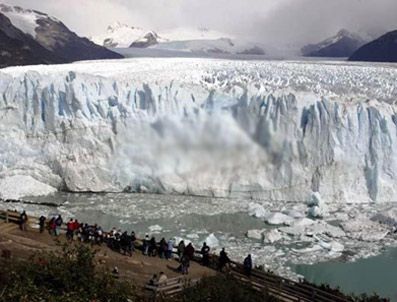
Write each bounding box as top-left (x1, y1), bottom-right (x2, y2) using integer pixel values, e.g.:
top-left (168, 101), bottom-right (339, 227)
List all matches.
top-left (301, 29), bottom-right (366, 58)
top-left (93, 22), bottom-right (163, 48)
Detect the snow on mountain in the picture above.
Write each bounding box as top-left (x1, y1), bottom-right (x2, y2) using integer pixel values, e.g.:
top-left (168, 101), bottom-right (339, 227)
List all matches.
top-left (93, 23), bottom-right (266, 55)
top-left (0, 11), bottom-right (62, 67)
top-left (92, 22), bottom-right (165, 48)
top-left (0, 4), bottom-right (122, 67)
top-left (301, 29), bottom-right (366, 58)
top-left (1, 58), bottom-right (397, 202)
top-left (0, 4), bottom-right (46, 37)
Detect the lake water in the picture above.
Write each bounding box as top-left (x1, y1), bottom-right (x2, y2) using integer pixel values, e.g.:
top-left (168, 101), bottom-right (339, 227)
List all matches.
top-left (294, 247), bottom-right (397, 301)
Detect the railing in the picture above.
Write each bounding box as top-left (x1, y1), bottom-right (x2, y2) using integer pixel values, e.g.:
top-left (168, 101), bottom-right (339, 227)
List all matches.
top-left (0, 209), bottom-right (353, 302)
top-left (145, 276), bottom-right (199, 300)
top-left (0, 210), bottom-right (19, 224)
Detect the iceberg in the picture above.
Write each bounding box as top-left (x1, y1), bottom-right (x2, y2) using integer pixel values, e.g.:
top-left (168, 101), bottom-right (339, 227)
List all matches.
top-left (265, 212), bottom-right (295, 225)
top-left (0, 58), bottom-right (397, 202)
top-left (263, 229), bottom-right (283, 243)
top-left (205, 233), bottom-right (220, 248)
top-left (247, 202), bottom-right (268, 218)
top-left (307, 192), bottom-right (329, 218)
top-left (246, 229), bottom-right (265, 240)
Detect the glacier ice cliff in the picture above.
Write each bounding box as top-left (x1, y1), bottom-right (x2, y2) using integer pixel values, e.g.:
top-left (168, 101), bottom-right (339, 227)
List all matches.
top-left (0, 58), bottom-right (396, 202)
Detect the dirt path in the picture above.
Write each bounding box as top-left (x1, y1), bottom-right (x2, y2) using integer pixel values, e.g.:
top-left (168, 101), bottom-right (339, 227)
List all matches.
top-left (0, 221), bottom-right (216, 286)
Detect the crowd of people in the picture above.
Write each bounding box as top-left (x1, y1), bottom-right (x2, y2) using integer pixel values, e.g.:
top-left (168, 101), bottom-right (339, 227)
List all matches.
top-left (17, 211), bottom-right (254, 280)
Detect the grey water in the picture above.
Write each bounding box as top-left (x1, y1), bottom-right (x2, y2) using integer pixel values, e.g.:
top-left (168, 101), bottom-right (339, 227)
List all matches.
top-left (294, 248), bottom-right (397, 301)
top-left (1, 192), bottom-right (266, 243)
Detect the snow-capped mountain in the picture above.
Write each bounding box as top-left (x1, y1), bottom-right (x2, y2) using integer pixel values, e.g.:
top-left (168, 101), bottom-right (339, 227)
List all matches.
top-left (93, 23), bottom-right (266, 55)
top-left (0, 58), bottom-right (396, 202)
top-left (349, 30), bottom-right (397, 63)
top-left (301, 29), bottom-right (366, 58)
top-left (0, 4), bottom-right (122, 67)
top-left (92, 22), bottom-right (166, 48)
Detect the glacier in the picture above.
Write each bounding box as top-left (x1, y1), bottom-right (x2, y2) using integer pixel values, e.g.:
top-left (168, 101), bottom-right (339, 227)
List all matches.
top-left (0, 58), bottom-right (397, 202)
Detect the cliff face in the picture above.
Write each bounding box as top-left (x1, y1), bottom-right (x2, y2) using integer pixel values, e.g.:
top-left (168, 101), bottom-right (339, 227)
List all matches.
top-left (0, 58), bottom-right (396, 202)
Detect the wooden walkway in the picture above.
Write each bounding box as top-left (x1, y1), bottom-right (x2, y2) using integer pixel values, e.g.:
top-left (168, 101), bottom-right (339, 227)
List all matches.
top-left (0, 209), bottom-right (353, 302)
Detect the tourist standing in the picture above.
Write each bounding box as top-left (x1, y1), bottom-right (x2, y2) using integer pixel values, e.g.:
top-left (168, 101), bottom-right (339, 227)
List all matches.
top-left (54, 215), bottom-right (63, 236)
top-left (142, 234), bottom-right (150, 255)
top-left (218, 248), bottom-right (231, 272)
top-left (66, 219), bottom-right (74, 240)
top-left (166, 238), bottom-right (174, 260)
top-left (201, 242), bottom-right (210, 266)
top-left (180, 255), bottom-right (190, 275)
top-left (184, 243), bottom-right (195, 260)
top-left (19, 211), bottom-right (28, 231)
top-left (177, 240), bottom-right (185, 261)
top-left (39, 216), bottom-right (46, 233)
top-left (243, 254), bottom-right (253, 276)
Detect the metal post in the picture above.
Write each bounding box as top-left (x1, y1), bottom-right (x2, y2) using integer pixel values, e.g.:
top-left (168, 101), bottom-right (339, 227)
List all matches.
top-left (5, 211), bottom-right (9, 223)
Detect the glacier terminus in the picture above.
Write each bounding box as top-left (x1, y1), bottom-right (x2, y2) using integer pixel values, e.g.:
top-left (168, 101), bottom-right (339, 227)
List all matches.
top-left (0, 58), bottom-right (397, 203)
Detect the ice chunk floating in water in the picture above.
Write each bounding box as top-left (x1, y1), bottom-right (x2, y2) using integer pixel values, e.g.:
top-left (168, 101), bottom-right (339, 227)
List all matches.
top-left (1, 58), bottom-right (397, 202)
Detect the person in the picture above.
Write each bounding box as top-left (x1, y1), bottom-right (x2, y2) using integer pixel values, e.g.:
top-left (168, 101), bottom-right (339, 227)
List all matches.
top-left (180, 255), bottom-right (190, 275)
top-left (142, 234), bottom-right (150, 255)
top-left (218, 248), bottom-right (230, 272)
top-left (112, 266), bottom-right (120, 279)
top-left (95, 226), bottom-right (103, 245)
top-left (73, 219), bottom-right (80, 234)
top-left (149, 237), bottom-right (157, 257)
top-left (201, 242), bottom-right (210, 266)
top-left (48, 217), bottom-right (56, 236)
top-left (159, 238), bottom-right (167, 258)
top-left (19, 211), bottom-right (28, 231)
top-left (243, 254), bottom-right (253, 276)
top-left (158, 272), bottom-right (168, 284)
top-left (184, 243), bottom-right (195, 260)
top-left (149, 274), bottom-right (158, 286)
top-left (54, 215), bottom-right (63, 236)
top-left (130, 231), bottom-right (136, 252)
top-left (39, 216), bottom-right (46, 233)
top-left (120, 231), bottom-right (129, 255)
top-left (113, 230), bottom-right (121, 252)
top-left (177, 240), bottom-right (185, 261)
top-left (66, 219), bottom-right (74, 240)
top-left (166, 238), bottom-right (174, 260)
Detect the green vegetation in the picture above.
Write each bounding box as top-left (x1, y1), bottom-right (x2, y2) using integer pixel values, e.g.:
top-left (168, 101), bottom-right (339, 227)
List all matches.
top-left (0, 243), bottom-right (139, 302)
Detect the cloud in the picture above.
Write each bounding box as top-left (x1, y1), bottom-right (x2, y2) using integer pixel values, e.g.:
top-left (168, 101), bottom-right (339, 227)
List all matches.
top-left (4, 0), bottom-right (397, 48)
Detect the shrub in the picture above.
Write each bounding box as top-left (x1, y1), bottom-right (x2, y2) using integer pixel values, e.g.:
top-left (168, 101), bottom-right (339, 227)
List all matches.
top-left (0, 243), bottom-right (139, 302)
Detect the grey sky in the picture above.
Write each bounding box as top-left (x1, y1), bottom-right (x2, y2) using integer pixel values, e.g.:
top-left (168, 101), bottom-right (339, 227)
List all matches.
top-left (4, 0), bottom-right (397, 47)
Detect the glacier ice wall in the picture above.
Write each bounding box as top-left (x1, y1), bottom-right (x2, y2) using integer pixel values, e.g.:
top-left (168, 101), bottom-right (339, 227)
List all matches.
top-left (0, 58), bottom-right (397, 202)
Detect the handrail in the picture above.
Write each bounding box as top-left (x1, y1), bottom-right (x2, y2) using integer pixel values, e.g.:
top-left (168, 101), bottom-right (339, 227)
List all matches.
top-left (0, 209), bottom-right (353, 302)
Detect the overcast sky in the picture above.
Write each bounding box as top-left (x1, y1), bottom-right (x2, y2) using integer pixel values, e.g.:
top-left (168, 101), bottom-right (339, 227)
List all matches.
top-left (4, 0), bottom-right (397, 47)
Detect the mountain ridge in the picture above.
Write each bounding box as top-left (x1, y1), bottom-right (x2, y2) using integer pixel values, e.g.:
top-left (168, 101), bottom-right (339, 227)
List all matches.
top-left (349, 30), bottom-right (397, 63)
top-left (0, 4), bottom-right (122, 68)
top-left (301, 29), bottom-right (366, 58)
